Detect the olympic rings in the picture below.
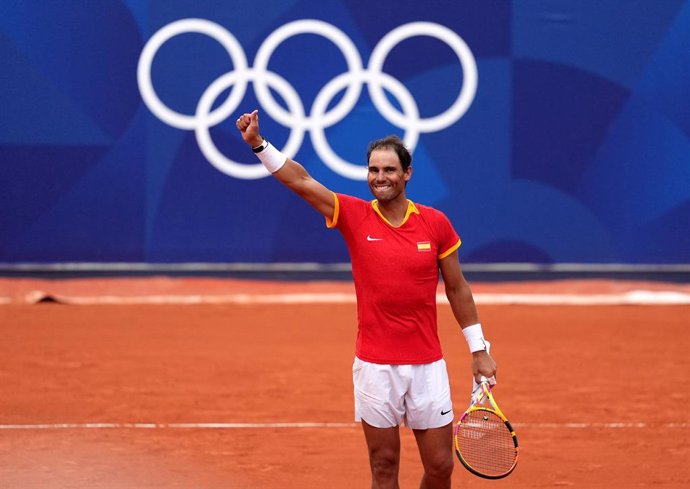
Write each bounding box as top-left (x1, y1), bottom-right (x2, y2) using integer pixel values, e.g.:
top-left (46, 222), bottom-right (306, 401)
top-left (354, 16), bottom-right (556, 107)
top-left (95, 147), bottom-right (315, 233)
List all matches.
top-left (138, 18), bottom-right (478, 180)
top-left (137, 18), bottom-right (248, 131)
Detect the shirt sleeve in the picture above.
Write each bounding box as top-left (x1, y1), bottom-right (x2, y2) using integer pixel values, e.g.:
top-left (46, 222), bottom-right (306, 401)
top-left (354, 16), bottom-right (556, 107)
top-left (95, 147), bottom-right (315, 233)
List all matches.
top-left (435, 210), bottom-right (462, 259)
top-left (326, 193), bottom-right (364, 232)
top-left (325, 192), bottom-right (339, 228)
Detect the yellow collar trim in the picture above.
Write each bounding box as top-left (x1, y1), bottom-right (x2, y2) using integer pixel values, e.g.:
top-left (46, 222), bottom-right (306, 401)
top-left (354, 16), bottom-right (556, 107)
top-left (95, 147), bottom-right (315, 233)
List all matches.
top-left (371, 199), bottom-right (420, 227)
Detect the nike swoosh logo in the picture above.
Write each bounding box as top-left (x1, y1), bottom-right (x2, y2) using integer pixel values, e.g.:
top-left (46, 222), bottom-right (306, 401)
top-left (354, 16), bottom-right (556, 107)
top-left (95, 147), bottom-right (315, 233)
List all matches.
top-left (367, 235), bottom-right (383, 241)
top-left (441, 409), bottom-right (452, 416)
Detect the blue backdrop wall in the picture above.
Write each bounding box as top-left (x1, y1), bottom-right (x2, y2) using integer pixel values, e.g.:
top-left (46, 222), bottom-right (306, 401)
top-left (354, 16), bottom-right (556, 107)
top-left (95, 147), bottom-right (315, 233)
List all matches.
top-left (1, 0), bottom-right (689, 265)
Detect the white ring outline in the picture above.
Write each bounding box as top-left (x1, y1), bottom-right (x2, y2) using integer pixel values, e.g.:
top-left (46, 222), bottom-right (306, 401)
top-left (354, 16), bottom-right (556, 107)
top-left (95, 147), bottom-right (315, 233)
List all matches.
top-left (368, 22), bottom-right (477, 133)
top-left (310, 71), bottom-right (420, 180)
top-left (252, 19), bottom-right (364, 130)
top-left (195, 69), bottom-right (306, 179)
top-left (137, 18), bottom-right (248, 130)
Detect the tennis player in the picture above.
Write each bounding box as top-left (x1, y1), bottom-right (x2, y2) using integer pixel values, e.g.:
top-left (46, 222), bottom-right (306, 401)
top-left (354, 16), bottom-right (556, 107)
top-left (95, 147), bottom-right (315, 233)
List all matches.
top-left (236, 110), bottom-right (497, 489)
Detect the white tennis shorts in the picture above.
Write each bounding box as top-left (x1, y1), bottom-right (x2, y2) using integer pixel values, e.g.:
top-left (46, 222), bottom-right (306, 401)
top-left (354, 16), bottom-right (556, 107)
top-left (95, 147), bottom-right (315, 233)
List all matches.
top-left (352, 356), bottom-right (454, 429)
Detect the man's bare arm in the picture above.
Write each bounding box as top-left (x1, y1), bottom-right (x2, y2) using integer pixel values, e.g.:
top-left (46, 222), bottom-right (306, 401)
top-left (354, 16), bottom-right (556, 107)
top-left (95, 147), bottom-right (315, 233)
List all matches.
top-left (236, 110), bottom-right (335, 219)
top-left (439, 250), bottom-right (497, 382)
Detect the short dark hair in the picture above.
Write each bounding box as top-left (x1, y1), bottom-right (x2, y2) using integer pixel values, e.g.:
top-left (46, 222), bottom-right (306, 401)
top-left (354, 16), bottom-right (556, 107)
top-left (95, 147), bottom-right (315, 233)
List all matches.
top-left (366, 135), bottom-right (412, 172)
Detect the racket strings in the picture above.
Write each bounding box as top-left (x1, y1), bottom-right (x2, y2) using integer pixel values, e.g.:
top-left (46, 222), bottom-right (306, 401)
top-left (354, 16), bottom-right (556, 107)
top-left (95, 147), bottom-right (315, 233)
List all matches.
top-left (457, 410), bottom-right (516, 476)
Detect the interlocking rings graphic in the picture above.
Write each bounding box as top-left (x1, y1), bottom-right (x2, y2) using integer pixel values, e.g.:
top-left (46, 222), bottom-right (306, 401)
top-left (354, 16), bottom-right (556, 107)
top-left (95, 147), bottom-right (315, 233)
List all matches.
top-left (138, 18), bottom-right (477, 180)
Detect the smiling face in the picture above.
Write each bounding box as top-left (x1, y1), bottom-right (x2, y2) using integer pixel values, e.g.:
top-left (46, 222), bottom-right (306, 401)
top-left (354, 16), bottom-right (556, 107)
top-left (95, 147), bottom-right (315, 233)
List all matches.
top-left (367, 148), bottom-right (412, 203)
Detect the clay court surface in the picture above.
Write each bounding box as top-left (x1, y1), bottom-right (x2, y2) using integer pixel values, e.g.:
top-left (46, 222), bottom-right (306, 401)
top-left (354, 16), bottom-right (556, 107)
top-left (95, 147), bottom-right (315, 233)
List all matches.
top-left (1, 278), bottom-right (689, 488)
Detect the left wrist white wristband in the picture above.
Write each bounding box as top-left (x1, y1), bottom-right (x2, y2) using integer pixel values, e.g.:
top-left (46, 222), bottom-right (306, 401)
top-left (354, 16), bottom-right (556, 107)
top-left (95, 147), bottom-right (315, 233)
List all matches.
top-left (255, 140), bottom-right (286, 173)
top-left (462, 323), bottom-right (487, 353)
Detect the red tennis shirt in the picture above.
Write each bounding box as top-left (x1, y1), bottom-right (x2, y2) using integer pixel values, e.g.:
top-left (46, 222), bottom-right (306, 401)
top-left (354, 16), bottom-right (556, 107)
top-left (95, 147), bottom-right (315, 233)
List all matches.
top-left (327, 193), bottom-right (461, 365)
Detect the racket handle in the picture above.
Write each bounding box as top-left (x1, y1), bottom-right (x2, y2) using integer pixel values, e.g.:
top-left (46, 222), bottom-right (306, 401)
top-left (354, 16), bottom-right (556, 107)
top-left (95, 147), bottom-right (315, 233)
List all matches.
top-left (472, 375), bottom-right (497, 393)
top-left (471, 341), bottom-right (496, 401)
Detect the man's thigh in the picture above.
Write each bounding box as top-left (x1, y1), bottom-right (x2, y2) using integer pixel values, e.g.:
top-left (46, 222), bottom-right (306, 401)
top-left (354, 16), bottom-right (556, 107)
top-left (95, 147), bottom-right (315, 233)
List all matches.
top-left (413, 422), bottom-right (454, 469)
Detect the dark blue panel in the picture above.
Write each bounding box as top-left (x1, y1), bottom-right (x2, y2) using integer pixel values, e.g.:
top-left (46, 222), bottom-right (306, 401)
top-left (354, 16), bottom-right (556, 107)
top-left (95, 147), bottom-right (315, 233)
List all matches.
top-left (148, 131), bottom-right (286, 261)
top-left (0, 0), bottom-right (142, 140)
top-left (1, 0), bottom-right (689, 264)
top-left (0, 146), bottom-right (106, 251)
top-left (574, 99), bottom-right (690, 235)
top-left (268, 197), bottom-right (349, 263)
top-left (512, 60), bottom-right (629, 193)
top-left (0, 34), bottom-right (110, 145)
top-left (463, 240), bottom-right (552, 264)
top-left (348, 0), bottom-right (511, 59)
top-left (630, 200), bottom-right (690, 263)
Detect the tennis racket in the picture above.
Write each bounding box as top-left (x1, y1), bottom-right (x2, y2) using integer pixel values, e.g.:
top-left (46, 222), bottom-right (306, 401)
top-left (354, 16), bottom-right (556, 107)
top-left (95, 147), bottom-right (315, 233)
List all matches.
top-left (454, 377), bottom-right (518, 479)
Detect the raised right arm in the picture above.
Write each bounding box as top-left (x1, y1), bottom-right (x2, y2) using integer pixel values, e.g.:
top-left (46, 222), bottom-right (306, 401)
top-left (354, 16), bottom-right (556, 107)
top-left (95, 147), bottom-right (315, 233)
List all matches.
top-left (236, 110), bottom-right (335, 219)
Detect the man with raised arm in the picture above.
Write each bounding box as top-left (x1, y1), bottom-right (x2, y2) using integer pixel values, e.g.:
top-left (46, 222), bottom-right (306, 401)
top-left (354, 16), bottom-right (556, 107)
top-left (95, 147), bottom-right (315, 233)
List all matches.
top-left (236, 109), bottom-right (497, 489)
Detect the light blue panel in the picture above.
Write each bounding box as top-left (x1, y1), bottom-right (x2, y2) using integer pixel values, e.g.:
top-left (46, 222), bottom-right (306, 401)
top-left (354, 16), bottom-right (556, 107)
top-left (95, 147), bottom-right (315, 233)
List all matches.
top-left (512, 0), bottom-right (685, 86)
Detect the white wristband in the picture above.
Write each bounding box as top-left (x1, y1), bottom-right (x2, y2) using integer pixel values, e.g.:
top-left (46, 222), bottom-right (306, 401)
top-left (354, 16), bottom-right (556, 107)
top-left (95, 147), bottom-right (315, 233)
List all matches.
top-left (255, 141), bottom-right (287, 173)
top-left (462, 323), bottom-right (487, 353)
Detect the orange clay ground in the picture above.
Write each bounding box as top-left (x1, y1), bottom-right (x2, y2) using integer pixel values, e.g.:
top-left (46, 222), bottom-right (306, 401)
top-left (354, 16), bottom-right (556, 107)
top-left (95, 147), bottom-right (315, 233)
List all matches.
top-left (0, 278), bottom-right (689, 488)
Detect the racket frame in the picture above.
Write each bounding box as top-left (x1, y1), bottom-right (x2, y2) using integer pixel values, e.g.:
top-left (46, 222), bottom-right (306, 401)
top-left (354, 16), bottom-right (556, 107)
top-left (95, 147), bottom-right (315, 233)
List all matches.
top-left (453, 381), bottom-right (519, 479)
